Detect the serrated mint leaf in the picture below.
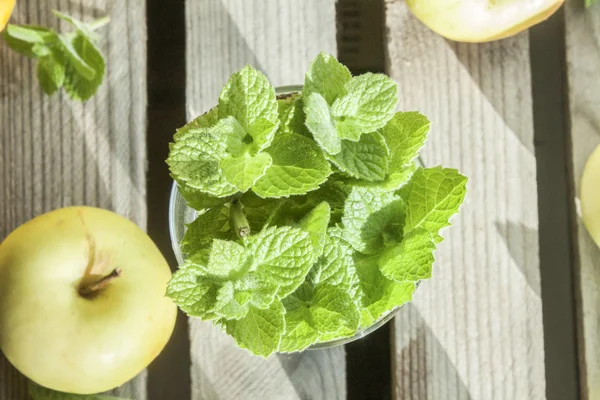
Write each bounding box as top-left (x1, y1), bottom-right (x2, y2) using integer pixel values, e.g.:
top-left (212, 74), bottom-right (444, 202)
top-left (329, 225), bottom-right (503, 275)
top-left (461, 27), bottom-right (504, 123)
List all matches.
top-left (331, 73), bottom-right (398, 137)
top-left (252, 132), bottom-right (332, 198)
top-left (246, 225), bottom-right (315, 298)
top-left (304, 52), bottom-right (352, 106)
top-left (305, 93), bottom-right (342, 155)
top-left (178, 183), bottom-right (231, 211)
top-left (175, 107), bottom-right (220, 141)
top-left (280, 283), bottom-right (359, 352)
top-left (181, 205), bottom-right (232, 254)
top-left (381, 112), bottom-right (430, 171)
top-left (379, 229), bottom-right (436, 282)
top-left (214, 117), bottom-right (247, 157)
top-left (342, 187), bottom-right (406, 254)
top-left (220, 152), bottom-right (272, 192)
top-left (61, 34), bottom-right (105, 101)
top-left (4, 25), bottom-right (54, 44)
top-left (38, 54), bottom-right (65, 95)
top-left (166, 262), bottom-right (219, 320)
top-left (399, 167), bottom-right (467, 242)
top-left (223, 301), bottom-right (285, 357)
top-left (345, 163), bottom-right (417, 192)
top-left (28, 381), bottom-right (129, 400)
top-left (218, 65), bottom-right (278, 134)
top-left (354, 253), bottom-right (416, 327)
top-left (278, 93), bottom-right (310, 137)
top-left (328, 131), bottom-right (389, 182)
top-left (167, 129), bottom-right (237, 197)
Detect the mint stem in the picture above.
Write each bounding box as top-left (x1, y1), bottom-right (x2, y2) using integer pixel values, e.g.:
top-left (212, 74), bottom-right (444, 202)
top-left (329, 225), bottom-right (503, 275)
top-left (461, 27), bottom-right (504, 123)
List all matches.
top-left (231, 201), bottom-right (250, 238)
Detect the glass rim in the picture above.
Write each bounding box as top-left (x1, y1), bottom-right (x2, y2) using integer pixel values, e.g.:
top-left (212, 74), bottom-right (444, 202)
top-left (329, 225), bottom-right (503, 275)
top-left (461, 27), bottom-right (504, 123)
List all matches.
top-left (168, 84), bottom-right (422, 350)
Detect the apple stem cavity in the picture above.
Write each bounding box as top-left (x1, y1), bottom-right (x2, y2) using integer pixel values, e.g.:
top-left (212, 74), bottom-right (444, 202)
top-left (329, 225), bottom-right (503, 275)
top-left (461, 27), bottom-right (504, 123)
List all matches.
top-left (230, 201), bottom-right (250, 238)
top-left (79, 267), bottom-right (122, 298)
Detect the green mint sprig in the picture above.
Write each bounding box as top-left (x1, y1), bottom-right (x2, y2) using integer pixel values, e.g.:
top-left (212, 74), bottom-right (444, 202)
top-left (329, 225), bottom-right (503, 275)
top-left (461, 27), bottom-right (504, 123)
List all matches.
top-left (2, 11), bottom-right (109, 101)
top-left (28, 381), bottom-right (129, 400)
top-left (167, 53), bottom-right (468, 357)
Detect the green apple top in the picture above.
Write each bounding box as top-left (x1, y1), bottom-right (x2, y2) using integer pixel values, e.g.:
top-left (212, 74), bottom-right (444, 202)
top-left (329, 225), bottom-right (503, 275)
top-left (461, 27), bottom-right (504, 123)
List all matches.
top-left (0, 207), bottom-right (177, 395)
top-left (406, 0), bottom-right (564, 42)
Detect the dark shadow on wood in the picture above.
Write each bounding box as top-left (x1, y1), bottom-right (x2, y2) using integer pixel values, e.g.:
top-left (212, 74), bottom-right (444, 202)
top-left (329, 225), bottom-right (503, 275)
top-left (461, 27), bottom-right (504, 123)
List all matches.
top-left (337, 1), bottom-right (391, 399)
top-left (529, 8), bottom-right (580, 400)
top-left (146, 0), bottom-right (191, 400)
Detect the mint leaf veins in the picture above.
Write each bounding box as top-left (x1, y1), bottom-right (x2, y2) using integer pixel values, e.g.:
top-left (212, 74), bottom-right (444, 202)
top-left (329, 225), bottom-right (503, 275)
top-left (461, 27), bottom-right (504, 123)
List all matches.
top-left (166, 53), bottom-right (468, 357)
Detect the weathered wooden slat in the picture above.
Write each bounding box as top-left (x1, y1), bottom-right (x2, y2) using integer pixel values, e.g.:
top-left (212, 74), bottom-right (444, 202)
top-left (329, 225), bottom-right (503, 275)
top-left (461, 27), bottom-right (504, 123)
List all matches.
top-left (564, 3), bottom-right (600, 399)
top-left (0, 0), bottom-right (147, 398)
top-left (184, 1), bottom-right (344, 399)
top-left (385, 2), bottom-right (545, 399)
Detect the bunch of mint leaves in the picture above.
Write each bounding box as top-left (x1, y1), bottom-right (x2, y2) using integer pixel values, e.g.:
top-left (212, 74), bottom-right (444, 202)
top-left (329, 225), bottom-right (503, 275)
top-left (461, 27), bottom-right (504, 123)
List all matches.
top-left (2, 11), bottom-right (108, 101)
top-left (166, 53), bottom-right (467, 357)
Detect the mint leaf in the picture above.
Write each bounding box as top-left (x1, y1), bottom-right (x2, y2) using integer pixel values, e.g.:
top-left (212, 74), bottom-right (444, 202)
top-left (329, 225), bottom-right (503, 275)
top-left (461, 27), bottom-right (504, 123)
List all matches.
top-left (252, 132), bottom-right (332, 198)
top-left (167, 129), bottom-right (237, 197)
top-left (175, 107), bottom-right (220, 141)
top-left (239, 191), bottom-right (285, 233)
top-left (248, 118), bottom-right (279, 153)
top-left (399, 167), bottom-right (467, 242)
top-left (181, 205), bottom-right (232, 254)
top-left (37, 53), bottom-right (65, 95)
top-left (220, 152), bottom-right (272, 192)
top-left (306, 178), bottom-right (351, 224)
top-left (298, 202), bottom-right (331, 257)
top-left (280, 283), bottom-right (359, 352)
top-left (331, 73), bottom-right (398, 137)
top-left (207, 240), bottom-right (249, 278)
top-left (379, 229), bottom-right (436, 282)
top-left (61, 34), bottom-right (105, 101)
top-left (278, 93), bottom-right (309, 136)
top-left (328, 131), bottom-right (389, 182)
top-left (304, 52), bottom-right (352, 106)
top-left (2, 26), bottom-right (55, 58)
top-left (381, 112), bottom-right (429, 171)
top-left (345, 163), bottom-right (417, 192)
top-left (29, 381), bottom-right (129, 400)
top-left (166, 262), bottom-right (219, 320)
top-left (342, 187), bottom-right (405, 254)
top-left (246, 226), bottom-right (315, 298)
top-left (218, 66), bottom-right (278, 134)
top-left (309, 227), bottom-right (360, 303)
top-left (305, 93), bottom-right (342, 154)
top-left (354, 253), bottom-right (416, 327)
top-left (177, 183), bottom-right (231, 211)
top-left (223, 301), bottom-right (285, 357)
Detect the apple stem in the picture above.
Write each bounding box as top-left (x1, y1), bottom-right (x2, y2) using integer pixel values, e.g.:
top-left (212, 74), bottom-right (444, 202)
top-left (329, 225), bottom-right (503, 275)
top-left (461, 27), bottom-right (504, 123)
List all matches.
top-left (79, 268), bottom-right (122, 297)
top-left (230, 201), bottom-right (250, 238)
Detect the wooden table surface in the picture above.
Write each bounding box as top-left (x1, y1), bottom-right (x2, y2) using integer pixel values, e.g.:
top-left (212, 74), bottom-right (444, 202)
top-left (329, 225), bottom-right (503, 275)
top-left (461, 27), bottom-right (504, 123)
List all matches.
top-left (0, 0), bottom-right (597, 399)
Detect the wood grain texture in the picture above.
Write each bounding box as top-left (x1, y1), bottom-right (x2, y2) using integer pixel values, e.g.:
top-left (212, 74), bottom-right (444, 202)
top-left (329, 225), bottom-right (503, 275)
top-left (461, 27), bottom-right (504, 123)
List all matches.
top-left (385, 2), bottom-right (545, 399)
top-left (184, 1), bottom-right (344, 399)
top-left (0, 0), bottom-right (147, 398)
top-left (564, 2), bottom-right (600, 399)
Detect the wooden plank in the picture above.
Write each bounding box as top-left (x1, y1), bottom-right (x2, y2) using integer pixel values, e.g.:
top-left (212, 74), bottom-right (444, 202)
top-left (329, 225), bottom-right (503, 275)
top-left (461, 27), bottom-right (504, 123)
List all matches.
top-left (564, 2), bottom-right (600, 399)
top-left (184, 1), bottom-right (344, 399)
top-left (385, 2), bottom-right (545, 399)
top-left (0, 0), bottom-right (147, 398)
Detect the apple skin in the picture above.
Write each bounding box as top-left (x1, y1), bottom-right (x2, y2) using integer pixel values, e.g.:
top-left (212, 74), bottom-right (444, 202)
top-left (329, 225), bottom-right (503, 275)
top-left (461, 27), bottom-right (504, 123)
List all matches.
top-left (0, 207), bottom-right (177, 394)
top-left (406, 0), bottom-right (564, 43)
top-left (0, 0), bottom-right (15, 32)
top-left (582, 144), bottom-right (600, 249)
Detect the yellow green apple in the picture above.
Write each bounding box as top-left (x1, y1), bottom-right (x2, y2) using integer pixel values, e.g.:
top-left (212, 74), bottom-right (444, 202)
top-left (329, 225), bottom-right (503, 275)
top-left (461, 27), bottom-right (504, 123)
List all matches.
top-left (406, 0), bottom-right (564, 42)
top-left (0, 0), bottom-right (15, 32)
top-left (0, 206), bottom-right (177, 394)
top-left (582, 144), bottom-right (600, 249)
